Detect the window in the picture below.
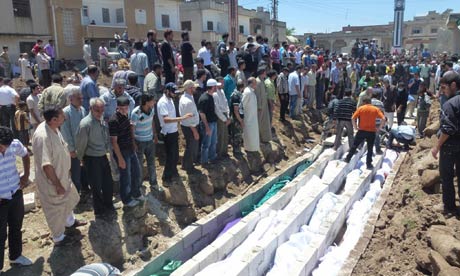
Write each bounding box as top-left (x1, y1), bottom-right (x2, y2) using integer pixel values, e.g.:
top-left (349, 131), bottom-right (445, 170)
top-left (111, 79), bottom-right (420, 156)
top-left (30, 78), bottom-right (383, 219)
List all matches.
top-left (254, 25), bottom-right (262, 34)
top-left (412, 28), bottom-right (421, 34)
top-left (431, 28), bottom-right (438, 34)
top-left (19, 41), bottom-right (35, 55)
top-left (102, 8), bottom-right (110, 23)
top-left (239, 25), bottom-right (244, 34)
top-left (207, 21), bottom-right (213, 31)
top-left (161, 14), bottom-right (170, 28)
top-left (116, 8), bottom-right (124, 23)
top-left (181, 21), bottom-right (191, 31)
top-left (82, 5), bottom-right (88, 17)
top-left (12, 0), bottom-right (31, 17)
top-left (63, 9), bottom-right (76, 46)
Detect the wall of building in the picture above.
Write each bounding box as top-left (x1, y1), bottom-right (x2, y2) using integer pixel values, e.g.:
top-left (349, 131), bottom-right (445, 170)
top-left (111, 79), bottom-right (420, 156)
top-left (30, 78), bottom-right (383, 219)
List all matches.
top-left (238, 15), bottom-right (250, 36)
top-left (81, 0), bottom-right (126, 27)
top-left (202, 9), bottom-right (228, 34)
top-left (155, 0), bottom-right (180, 31)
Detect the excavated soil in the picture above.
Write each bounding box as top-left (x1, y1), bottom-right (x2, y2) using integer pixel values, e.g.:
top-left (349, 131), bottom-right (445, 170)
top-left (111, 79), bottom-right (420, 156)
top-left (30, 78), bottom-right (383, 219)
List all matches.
top-left (3, 72), bottom-right (322, 275)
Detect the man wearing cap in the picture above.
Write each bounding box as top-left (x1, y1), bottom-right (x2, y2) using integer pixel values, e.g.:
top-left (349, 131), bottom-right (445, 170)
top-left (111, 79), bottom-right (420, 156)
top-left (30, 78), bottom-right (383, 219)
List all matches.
top-left (198, 79), bottom-right (219, 166)
top-left (0, 46), bottom-right (11, 78)
top-left (157, 83), bottom-right (193, 183)
top-left (255, 68), bottom-right (272, 143)
top-left (179, 80), bottom-right (200, 174)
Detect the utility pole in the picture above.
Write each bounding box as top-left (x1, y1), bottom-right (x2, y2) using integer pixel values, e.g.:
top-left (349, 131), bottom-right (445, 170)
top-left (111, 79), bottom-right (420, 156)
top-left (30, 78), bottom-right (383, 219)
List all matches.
top-left (229, 0), bottom-right (238, 43)
top-left (271, 0), bottom-right (279, 42)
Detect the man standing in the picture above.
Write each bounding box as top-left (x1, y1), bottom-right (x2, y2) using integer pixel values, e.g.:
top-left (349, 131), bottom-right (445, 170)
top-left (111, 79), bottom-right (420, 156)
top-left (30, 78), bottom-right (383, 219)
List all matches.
top-left (143, 30), bottom-right (160, 71)
top-left (109, 97), bottom-right (142, 207)
top-left (179, 80), bottom-right (200, 174)
top-left (131, 94), bottom-right (159, 191)
top-left (144, 64), bottom-right (163, 100)
top-left (99, 42), bottom-right (109, 74)
top-left (100, 79), bottom-right (135, 122)
top-left (0, 46), bottom-right (11, 78)
top-left (236, 60), bottom-right (247, 87)
top-left (38, 74), bottom-right (67, 113)
top-left (44, 40), bottom-right (56, 73)
top-left (255, 68), bottom-right (272, 143)
top-left (83, 40), bottom-right (93, 67)
top-left (0, 126), bottom-right (33, 272)
top-left (382, 79), bottom-right (397, 130)
top-left (333, 89), bottom-right (356, 150)
top-left (395, 81), bottom-right (408, 126)
top-left (344, 96), bottom-right (385, 169)
top-left (198, 79), bottom-right (219, 166)
top-left (129, 41), bottom-right (149, 92)
top-left (406, 72), bottom-right (421, 118)
top-left (157, 83), bottom-right (192, 182)
top-left (223, 67), bottom-right (237, 104)
top-left (0, 78), bottom-right (19, 130)
top-left (80, 65), bottom-right (100, 111)
top-left (307, 64), bottom-right (317, 109)
top-left (230, 82), bottom-right (245, 156)
top-left (242, 77), bottom-right (260, 152)
top-left (213, 77), bottom-right (230, 158)
top-left (32, 107), bottom-right (86, 246)
top-left (26, 83), bottom-right (43, 136)
top-left (276, 67), bottom-right (289, 122)
top-left (36, 47), bottom-right (52, 88)
top-left (217, 33), bottom-right (230, 77)
top-left (180, 32), bottom-right (195, 81)
top-left (161, 30), bottom-right (176, 84)
top-left (61, 88), bottom-right (86, 193)
top-left (76, 98), bottom-right (115, 218)
top-left (431, 72), bottom-right (460, 216)
top-left (19, 53), bottom-right (34, 82)
top-left (288, 66), bottom-right (302, 119)
top-left (197, 41), bottom-right (213, 77)
top-left (227, 41), bottom-right (238, 70)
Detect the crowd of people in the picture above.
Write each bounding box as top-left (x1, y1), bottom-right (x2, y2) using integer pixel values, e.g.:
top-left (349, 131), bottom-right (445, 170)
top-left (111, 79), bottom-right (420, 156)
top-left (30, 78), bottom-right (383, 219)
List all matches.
top-left (0, 27), bottom-right (460, 274)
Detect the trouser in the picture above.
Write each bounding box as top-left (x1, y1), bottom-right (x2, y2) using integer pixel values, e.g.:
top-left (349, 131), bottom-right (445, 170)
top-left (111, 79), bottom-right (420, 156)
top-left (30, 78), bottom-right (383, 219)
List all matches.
top-left (374, 125), bottom-right (382, 152)
top-left (296, 94), bottom-right (303, 114)
top-left (278, 94), bottom-right (289, 120)
top-left (83, 155), bottom-right (114, 215)
top-left (181, 125), bottom-right (199, 171)
top-left (217, 119), bottom-right (228, 157)
top-left (321, 117), bottom-right (335, 141)
top-left (163, 131), bottom-right (179, 179)
top-left (316, 83), bottom-right (324, 109)
top-left (307, 85), bottom-right (316, 109)
top-left (205, 65), bottom-right (214, 78)
top-left (231, 118), bottom-right (243, 153)
top-left (114, 150), bottom-right (141, 204)
top-left (201, 122), bottom-right (217, 164)
top-left (345, 130), bottom-right (376, 166)
top-left (164, 67), bottom-right (175, 84)
top-left (416, 110), bottom-right (429, 136)
top-left (137, 75), bottom-right (145, 93)
top-left (406, 94), bottom-right (418, 117)
top-left (439, 144), bottom-right (460, 210)
top-left (385, 111), bottom-right (395, 130)
top-left (52, 213), bottom-right (75, 242)
top-left (397, 107), bottom-right (406, 126)
top-left (100, 58), bottom-right (108, 73)
top-left (183, 67), bottom-right (194, 81)
top-left (272, 63), bottom-right (281, 73)
top-left (219, 57), bottom-right (229, 77)
top-left (136, 140), bottom-right (157, 186)
top-left (289, 95), bottom-right (298, 118)
top-left (84, 56), bottom-right (93, 67)
top-left (0, 189), bottom-right (24, 270)
top-left (334, 120), bottom-right (354, 150)
top-left (0, 105), bottom-right (17, 137)
top-left (40, 69), bottom-right (52, 88)
top-left (325, 78), bottom-right (330, 91)
top-left (71, 157), bottom-right (82, 192)
top-left (17, 130), bottom-right (29, 146)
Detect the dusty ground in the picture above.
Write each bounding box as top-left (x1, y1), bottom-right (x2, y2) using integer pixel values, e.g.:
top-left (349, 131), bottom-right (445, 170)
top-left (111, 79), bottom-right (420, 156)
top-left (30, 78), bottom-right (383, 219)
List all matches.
top-left (3, 72), bottom-right (322, 276)
top-left (352, 100), bottom-right (460, 275)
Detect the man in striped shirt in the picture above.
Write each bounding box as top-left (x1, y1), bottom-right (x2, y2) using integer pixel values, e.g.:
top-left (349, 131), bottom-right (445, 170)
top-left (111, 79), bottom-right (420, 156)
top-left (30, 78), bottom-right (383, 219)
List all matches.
top-left (131, 94), bottom-right (159, 192)
top-left (333, 89), bottom-right (356, 150)
top-left (0, 126), bottom-right (33, 272)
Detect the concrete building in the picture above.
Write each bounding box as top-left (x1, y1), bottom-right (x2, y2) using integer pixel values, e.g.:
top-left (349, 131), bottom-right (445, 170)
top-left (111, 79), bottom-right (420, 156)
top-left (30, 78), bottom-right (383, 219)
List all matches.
top-left (305, 9), bottom-right (456, 55)
top-left (0, 0), bottom-right (52, 63)
top-left (180, 0), bottom-right (286, 51)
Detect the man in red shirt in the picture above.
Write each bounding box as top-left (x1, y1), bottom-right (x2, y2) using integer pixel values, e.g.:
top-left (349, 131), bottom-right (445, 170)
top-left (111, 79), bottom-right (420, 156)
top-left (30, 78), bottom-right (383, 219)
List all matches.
top-left (344, 96), bottom-right (386, 169)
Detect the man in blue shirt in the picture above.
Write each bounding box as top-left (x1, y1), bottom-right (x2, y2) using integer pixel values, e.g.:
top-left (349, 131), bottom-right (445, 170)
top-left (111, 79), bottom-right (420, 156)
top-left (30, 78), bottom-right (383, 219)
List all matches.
top-left (143, 30), bottom-right (160, 70)
top-left (80, 65), bottom-right (100, 111)
top-left (223, 67), bottom-right (236, 104)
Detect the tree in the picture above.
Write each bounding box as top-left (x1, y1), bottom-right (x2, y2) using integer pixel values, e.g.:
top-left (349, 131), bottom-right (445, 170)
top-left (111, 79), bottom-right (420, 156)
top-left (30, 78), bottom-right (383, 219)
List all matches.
top-left (286, 27), bottom-right (296, 36)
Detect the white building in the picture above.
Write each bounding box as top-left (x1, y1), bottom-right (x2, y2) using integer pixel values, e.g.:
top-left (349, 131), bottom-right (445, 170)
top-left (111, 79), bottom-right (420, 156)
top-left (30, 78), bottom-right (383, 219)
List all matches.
top-left (155, 0), bottom-right (181, 32)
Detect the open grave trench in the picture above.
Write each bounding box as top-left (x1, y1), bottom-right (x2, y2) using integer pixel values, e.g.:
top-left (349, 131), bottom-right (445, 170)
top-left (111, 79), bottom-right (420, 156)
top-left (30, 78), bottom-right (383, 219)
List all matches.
top-left (126, 136), bottom-right (405, 276)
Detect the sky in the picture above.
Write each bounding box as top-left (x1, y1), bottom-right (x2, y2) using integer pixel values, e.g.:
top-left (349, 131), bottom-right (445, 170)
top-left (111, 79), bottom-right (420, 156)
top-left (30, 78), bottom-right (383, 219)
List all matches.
top-left (238, 0), bottom-right (459, 34)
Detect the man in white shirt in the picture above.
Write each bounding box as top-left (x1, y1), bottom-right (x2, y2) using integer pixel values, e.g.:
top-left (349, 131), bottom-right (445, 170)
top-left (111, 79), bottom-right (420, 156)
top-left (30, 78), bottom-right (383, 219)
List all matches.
top-left (0, 78), bottom-right (19, 130)
top-left (213, 77), bottom-right (230, 158)
top-left (288, 65), bottom-right (302, 119)
top-left (197, 41), bottom-right (213, 76)
top-left (26, 83), bottom-right (43, 136)
top-left (36, 47), bottom-right (52, 88)
top-left (83, 40), bottom-right (93, 67)
top-left (157, 83), bottom-right (192, 183)
top-left (99, 42), bottom-right (109, 73)
top-left (129, 41), bottom-right (149, 92)
top-left (228, 41), bottom-right (238, 69)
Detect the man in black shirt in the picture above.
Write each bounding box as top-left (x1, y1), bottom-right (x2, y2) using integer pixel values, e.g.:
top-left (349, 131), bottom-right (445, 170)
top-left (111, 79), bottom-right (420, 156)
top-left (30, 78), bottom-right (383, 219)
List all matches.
top-left (333, 89), bottom-right (356, 150)
top-left (161, 29), bottom-right (175, 84)
top-left (180, 31), bottom-right (195, 81)
top-left (431, 71), bottom-right (460, 216)
top-left (395, 81), bottom-right (408, 126)
top-left (109, 96), bottom-right (141, 208)
top-left (198, 79), bottom-right (219, 165)
top-left (243, 44), bottom-right (257, 79)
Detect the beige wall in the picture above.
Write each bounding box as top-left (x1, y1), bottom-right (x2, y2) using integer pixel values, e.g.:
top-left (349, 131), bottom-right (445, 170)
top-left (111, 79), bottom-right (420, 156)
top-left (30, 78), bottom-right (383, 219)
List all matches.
top-left (124, 0), bottom-right (156, 40)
